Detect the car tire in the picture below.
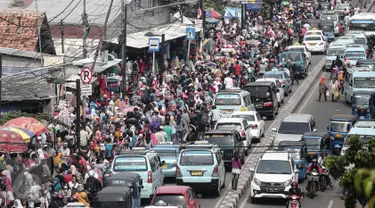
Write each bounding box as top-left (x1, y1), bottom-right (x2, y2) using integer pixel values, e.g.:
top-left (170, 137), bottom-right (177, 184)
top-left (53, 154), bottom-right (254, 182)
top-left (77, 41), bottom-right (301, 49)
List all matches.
top-left (284, 91), bottom-right (289, 96)
top-left (250, 196), bottom-right (257, 204)
top-left (215, 184), bottom-right (221, 197)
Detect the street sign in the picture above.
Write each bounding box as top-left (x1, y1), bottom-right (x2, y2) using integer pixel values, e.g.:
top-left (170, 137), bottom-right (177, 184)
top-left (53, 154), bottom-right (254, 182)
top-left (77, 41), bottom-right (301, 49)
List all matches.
top-left (80, 67), bottom-right (92, 84)
top-left (186, 27), bottom-right (196, 40)
top-left (148, 38), bottom-right (160, 52)
top-left (81, 84), bottom-right (92, 96)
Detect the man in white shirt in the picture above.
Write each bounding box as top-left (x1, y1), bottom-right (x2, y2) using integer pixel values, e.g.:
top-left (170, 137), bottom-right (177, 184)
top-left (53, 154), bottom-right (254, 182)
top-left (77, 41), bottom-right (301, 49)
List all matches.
top-left (209, 105), bottom-right (221, 128)
top-left (224, 75), bottom-right (234, 89)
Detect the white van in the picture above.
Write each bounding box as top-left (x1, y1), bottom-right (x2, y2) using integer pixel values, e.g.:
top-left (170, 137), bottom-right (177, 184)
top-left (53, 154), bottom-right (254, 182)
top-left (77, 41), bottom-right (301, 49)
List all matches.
top-left (214, 88), bottom-right (255, 118)
top-left (110, 150), bottom-right (165, 199)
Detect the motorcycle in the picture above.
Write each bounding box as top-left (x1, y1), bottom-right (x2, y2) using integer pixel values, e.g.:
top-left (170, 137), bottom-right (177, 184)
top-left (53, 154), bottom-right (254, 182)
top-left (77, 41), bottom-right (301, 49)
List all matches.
top-left (287, 194), bottom-right (302, 208)
top-left (321, 166), bottom-right (330, 190)
top-left (307, 171), bottom-right (320, 198)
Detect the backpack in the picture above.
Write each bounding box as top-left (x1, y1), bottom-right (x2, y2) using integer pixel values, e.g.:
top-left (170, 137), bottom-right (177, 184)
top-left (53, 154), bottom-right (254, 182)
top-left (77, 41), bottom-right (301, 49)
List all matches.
top-left (201, 113), bottom-right (209, 125)
top-left (86, 177), bottom-right (98, 193)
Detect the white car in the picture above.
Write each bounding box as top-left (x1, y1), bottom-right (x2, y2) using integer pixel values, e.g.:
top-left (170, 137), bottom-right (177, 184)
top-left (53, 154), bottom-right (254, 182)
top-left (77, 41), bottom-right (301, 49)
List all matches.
top-left (230, 111), bottom-right (266, 142)
top-left (214, 118), bottom-right (253, 153)
top-left (256, 78), bottom-right (285, 105)
top-left (304, 30), bottom-right (326, 41)
top-left (249, 151), bottom-right (298, 203)
top-left (287, 45), bottom-right (312, 65)
top-left (303, 35), bottom-right (327, 54)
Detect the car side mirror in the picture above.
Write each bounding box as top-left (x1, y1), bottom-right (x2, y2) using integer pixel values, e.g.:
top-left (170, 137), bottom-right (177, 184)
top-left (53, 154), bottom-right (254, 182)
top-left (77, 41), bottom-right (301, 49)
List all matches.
top-left (249, 168), bottom-right (255, 172)
top-left (272, 128), bottom-right (277, 132)
top-left (294, 170), bottom-right (299, 174)
top-left (313, 128), bottom-right (318, 132)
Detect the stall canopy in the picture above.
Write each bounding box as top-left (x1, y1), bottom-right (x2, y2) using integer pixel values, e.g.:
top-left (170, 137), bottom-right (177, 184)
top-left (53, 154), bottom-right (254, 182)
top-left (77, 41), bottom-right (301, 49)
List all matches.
top-left (246, 0), bottom-right (262, 10)
top-left (0, 127), bottom-right (35, 143)
top-left (224, 7), bottom-right (242, 19)
top-left (0, 130), bottom-right (28, 154)
top-left (3, 117), bottom-right (47, 135)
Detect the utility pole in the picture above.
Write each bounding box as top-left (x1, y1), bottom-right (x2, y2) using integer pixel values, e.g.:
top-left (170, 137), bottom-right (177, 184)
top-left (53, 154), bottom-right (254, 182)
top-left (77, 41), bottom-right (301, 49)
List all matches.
top-left (159, 34), bottom-right (165, 84)
top-left (75, 79), bottom-right (81, 149)
top-left (0, 54), bottom-right (2, 114)
top-left (121, 0), bottom-right (128, 100)
top-left (60, 20), bottom-right (65, 54)
top-left (241, 3), bottom-right (246, 30)
top-left (82, 0), bottom-right (88, 58)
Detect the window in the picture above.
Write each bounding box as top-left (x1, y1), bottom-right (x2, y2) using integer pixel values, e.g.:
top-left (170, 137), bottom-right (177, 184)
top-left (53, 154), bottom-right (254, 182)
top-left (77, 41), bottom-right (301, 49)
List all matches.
top-left (152, 194), bottom-right (188, 206)
top-left (179, 151), bottom-right (214, 166)
top-left (215, 94), bottom-right (242, 105)
top-left (113, 156), bottom-right (147, 172)
top-left (242, 120), bottom-right (248, 128)
top-left (231, 114), bottom-right (256, 121)
top-left (216, 152), bottom-right (222, 165)
top-left (256, 160), bottom-right (292, 174)
top-left (150, 158), bottom-right (158, 172)
top-left (278, 122), bottom-right (311, 134)
top-left (256, 113), bottom-right (262, 121)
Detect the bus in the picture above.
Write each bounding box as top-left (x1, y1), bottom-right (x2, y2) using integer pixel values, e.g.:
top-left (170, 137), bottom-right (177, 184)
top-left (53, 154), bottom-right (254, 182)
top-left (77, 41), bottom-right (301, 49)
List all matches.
top-left (349, 13), bottom-right (375, 36)
top-left (343, 69), bottom-right (375, 103)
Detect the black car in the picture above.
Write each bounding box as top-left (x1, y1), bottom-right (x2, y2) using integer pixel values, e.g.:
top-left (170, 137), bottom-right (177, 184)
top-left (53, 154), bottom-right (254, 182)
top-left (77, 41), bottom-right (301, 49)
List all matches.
top-left (244, 81), bottom-right (279, 120)
top-left (204, 129), bottom-right (246, 168)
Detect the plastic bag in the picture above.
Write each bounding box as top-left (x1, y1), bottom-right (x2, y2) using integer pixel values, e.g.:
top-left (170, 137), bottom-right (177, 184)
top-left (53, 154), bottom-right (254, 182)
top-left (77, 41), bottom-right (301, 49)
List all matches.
top-left (334, 92), bottom-right (341, 101)
top-left (326, 91), bottom-right (330, 96)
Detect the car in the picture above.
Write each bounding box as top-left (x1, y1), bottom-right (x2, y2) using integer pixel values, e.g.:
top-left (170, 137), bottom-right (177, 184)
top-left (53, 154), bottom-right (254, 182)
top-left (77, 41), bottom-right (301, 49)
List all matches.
top-left (152, 143), bottom-right (182, 178)
top-left (318, 3), bottom-right (332, 13)
top-left (346, 30), bottom-right (366, 36)
top-left (214, 89), bottom-right (254, 118)
top-left (320, 12), bottom-right (339, 26)
top-left (325, 46), bottom-right (346, 71)
top-left (271, 114), bottom-right (317, 147)
top-left (214, 118), bottom-right (253, 152)
top-left (345, 47), bottom-right (367, 65)
top-left (329, 41), bottom-right (350, 48)
top-left (110, 149), bottom-right (165, 199)
top-left (249, 151), bottom-right (298, 203)
top-left (286, 45), bottom-right (312, 65)
top-left (320, 21), bottom-right (336, 41)
top-left (204, 130), bottom-right (246, 167)
top-left (303, 35), bottom-right (327, 54)
top-left (256, 78), bottom-right (285, 104)
top-left (263, 71), bottom-right (292, 93)
top-left (304, 30), bottom-right (326, 41)
top-left (334, 3), bottom-right (350, 13)
top-left (176, 142), bottom-right (226, 196)
top-left (230, 111), bottom-right (266, 142)
top-left (354, 35), bottom-right (367, 46)
top-left (347, 44), bottom-right (368, 54)
top-left (335, 35), bottom-right (355, 46)
top-left (150, 186), bottom-right (200, 208)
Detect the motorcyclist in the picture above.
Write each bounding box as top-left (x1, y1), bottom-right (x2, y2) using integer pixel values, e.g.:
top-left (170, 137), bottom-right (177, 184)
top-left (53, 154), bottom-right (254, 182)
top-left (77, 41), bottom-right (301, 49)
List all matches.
top-left (306, 158), bottom-right (323, 190)
top-left (318, 152), bottom-right (333, 188)
top-left (286, 182), bottom-right (303, 208)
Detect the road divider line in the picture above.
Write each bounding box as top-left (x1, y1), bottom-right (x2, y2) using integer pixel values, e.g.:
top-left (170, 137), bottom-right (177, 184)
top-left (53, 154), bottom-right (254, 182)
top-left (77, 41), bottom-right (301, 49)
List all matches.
top-left (215, 57), bottom-right (326, 208)
top-left (327, 200), bottom-right (334, 208)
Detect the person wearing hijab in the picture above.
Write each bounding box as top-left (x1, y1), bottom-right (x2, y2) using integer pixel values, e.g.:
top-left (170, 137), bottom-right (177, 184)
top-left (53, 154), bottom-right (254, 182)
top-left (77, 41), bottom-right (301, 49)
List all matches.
top-left (53, 177), bottom-right (62, 193)
top-left (2, 170), bottom-right (14, 193)
top-left (319, 76), bottom-right (328, 102)
top-left (11, 199), bottom-right (22, 208)
top-left (20, 172), bottom-right (36, 199)
top-left (70, 165), bottom-right (84, 184)
top-left (74, 184), bottom-right (90, 207)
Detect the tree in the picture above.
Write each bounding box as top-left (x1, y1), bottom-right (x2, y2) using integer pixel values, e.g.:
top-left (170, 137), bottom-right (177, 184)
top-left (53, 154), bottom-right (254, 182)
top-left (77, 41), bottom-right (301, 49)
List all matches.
top-left (355, 169), bottom-right (375, 208)
top-left (203, 0), bottom-right (226, 15)
top-left (325, 135), bottom-right (375, 208)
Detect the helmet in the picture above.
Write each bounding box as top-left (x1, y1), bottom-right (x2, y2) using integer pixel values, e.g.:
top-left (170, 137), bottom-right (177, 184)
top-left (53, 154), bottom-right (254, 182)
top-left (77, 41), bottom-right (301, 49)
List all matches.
top-left (291, 181), bottom-right (298, 188)
top-left (155, 200), bottom-right (168, 206)
top-left (312, 158), bottom-right (318, 165)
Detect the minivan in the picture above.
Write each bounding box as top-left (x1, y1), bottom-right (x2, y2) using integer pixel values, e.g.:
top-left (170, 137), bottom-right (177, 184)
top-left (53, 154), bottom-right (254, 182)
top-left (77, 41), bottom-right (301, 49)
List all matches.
top-left (244, 81), bottom-right (279, 119)
top-left (213, 88), bottom-right (255, 118)
top-left (110, 149), bottom-right (165, 199)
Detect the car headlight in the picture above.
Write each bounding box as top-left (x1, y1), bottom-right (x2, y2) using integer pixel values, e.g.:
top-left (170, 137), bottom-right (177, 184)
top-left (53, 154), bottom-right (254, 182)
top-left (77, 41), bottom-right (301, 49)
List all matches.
top-left (297, 163), bottom-right (305, 168)
top-left (254, 177), bottom-right (261, 186)
top-left (284, 179), bottom-right (292, 186)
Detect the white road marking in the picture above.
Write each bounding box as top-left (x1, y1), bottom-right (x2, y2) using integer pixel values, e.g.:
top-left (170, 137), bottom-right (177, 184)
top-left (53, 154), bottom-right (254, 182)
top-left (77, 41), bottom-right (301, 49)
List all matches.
top-left (327, 200), bottom-right (334, 208)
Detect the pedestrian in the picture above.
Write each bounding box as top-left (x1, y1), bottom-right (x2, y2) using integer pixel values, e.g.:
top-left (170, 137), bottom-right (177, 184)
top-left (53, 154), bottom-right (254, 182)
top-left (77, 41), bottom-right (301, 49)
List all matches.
top-left (319, 76), bottom-right (328, 101)
top-left (231, 151), bottom-right (242, 191)
top-left (329, 77), bottom-right (340, 102)
top-left (291, 64), bottom-right (299, 85)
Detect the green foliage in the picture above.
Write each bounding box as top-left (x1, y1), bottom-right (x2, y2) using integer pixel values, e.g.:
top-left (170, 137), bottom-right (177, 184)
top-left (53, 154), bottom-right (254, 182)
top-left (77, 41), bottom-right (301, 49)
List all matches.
top-left (203, 0), bottom-right (225, 15)
top-left (0, 111), bottom-right (69, 128)
top-left (325, 135), bottom-right (375, 208)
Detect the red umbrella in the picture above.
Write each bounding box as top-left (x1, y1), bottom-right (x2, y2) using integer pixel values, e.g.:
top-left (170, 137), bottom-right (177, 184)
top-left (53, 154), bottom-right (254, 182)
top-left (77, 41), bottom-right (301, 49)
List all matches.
top-left (3, 117), bottom-right (47, 135)
top-left (0, 130), bottom-right (28, 153)
top-left (206, 9), bottom-right (221, 19)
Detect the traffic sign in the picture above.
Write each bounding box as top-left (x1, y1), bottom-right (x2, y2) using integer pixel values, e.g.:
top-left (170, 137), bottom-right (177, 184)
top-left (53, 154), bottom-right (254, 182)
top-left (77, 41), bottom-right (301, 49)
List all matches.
top-left (186, 27), bottom-right (196, 40)
top-left (148, 38), bottom-right (160, 52)
top-left (81, 84), bottom-right (92, 96)
top-left (80, 67), bottom-right (92, 84)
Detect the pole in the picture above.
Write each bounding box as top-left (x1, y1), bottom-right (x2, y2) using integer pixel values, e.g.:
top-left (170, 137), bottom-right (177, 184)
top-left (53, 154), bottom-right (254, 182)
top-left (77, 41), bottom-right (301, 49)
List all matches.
top-left (186, 40), bottom-right (190, 61)
top-left (121, 0), bottom-right (128, 100)
top-left (0, 54), bottom-right (2, 115)
top-left (159, 34), bottom-right (165, 84)
top-left (60, 20), bottom-right (65, 54)
top-left (241, 3), bottom-right (245, 30)
top-left (152, 51), bottom-right (156, 74)
top-left (75, 79), bottom-right (81, 149)
top-left (82, 0), bottom-right (88, 58)
top-left (35, 0), bottom-right (43, 64)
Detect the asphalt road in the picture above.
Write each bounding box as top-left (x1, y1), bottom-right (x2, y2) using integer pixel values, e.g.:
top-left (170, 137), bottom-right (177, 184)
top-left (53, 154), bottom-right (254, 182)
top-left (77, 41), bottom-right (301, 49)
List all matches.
top-left (165, 54), bottom-right (326, 208)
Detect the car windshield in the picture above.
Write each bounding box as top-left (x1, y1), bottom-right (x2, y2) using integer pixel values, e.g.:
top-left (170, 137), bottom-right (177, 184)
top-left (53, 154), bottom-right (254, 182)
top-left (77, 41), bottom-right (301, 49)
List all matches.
top-left (153, 150), bottom-right (177, 158)
top-left (113, 156), bottom-right (147, 172)
top-left (321, 24), bottom-right (334, 32)
top-left (264, 73), bottom-right (283, 79)
top-left (288, 48), bottom-right (304, 53)
top-left (336, 4), bottom-right (347, 9)
top-left (279, 53), bottom-right (302, 62)
top-left (356, 38), bottom-right (366, 45)
top-left (216, 123), bottom-right (241, 130)
top-left (278, 122), bottom-right (310, 134)
top-left (303, 137), bottom-right (322, 150)
top-left (245, 86), bottom-right (271, 98)
top-left (330, 121), bottom-right (351, 132)
top-left (215, 94), bottom-right (241, 105)
top-left (231, 114), bottom-right (255, 121)
top-left (354, 77), bottom-right (375, 88)
top-left (205, 135), bottom-right (234, 145)
top-left (256, 160), bottom-right (291, 174)
top-left (278, 145), bottom-right (301, 152)
top-left (350, 22), bottom-right (375, 31)
top-left (305, 36), bottom-right (322, 41)
top-left (152, 195), bottom-right (188, 206)
top-left (327, 48), bottom-right (346, 56)
top-left (321, 15), bottom-right (337, 21)
top-left (353, 95), bottom-right (371, 105)
top-left (179, 151), bottom-right (214, 166)
top-left (345, 53), bottom-right (366, 60)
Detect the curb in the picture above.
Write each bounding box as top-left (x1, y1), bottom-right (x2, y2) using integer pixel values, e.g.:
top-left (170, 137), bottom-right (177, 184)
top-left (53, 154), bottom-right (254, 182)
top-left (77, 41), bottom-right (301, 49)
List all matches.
top-left (216, 58), bottom-right (326, 208)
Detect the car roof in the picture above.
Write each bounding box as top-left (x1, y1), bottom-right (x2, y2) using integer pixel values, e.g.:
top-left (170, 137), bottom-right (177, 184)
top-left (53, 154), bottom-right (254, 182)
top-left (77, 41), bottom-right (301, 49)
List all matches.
top-left (261, 151), bottom-right (290, 160)
top-left (307, 30), bottom-right (323, 33)
top-left (152, 145), bottom-right (181, 150)
top-left (283, 114), bottom-right (312, 122)
top-left (348, 127), bottom-right (375, 136)
top-left (279, 140), bottom-right (304, 146)
top-left (231, 111), bottom-right (257, 115)
top-left (256, 78), bottom-right (278, 82)
top-left (330, 114), bottom-right (358, 120)
top-left (305, 35), bottom-right (322, 38)
top-left (217, 118), bottom-right (244, 123)
top-left (155, 185), bottom-right (190, 194)
top-left (287, 46), bottom-right (305, 49)
top-left (265, 71), bottom-right (283, 74)
top-left (205, 129), bottom-right (237, 134)
top-left (346, 47), bottom-right (365, 51)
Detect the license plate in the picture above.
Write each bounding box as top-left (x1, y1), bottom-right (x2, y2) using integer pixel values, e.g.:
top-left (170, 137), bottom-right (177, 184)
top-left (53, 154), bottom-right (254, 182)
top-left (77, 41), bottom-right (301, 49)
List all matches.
top-left (309, 44), bottom-right (316, 46)
top-left (223, 110), bottom-right (232, 113)
top-left (191, 171), bottom-right (203, 176)
top-left (359, 106), bottom-right (365, 109)
top-left (308, 152), bottom-right (315, 155)
top-left (266, 188), bottom-right (279, 192)
top-left (336, 134), bottom-right (342, 138)
top-left (162, 164), bottom-right (167, 169)
top-left (255, 104), bottom-right (263, 108)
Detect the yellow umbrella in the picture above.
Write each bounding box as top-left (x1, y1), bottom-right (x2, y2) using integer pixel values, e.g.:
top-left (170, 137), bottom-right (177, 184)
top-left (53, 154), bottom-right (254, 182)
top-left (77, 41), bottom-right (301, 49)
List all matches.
top-left (0, 127), bottom-right (34, 143)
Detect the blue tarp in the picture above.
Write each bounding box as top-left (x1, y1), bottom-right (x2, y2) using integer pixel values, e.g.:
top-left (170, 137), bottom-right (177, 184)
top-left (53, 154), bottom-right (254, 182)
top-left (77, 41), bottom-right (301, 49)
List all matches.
top-left (224, 7), bottom-right (241, 19)
top-left (246, 1), bottom-right (262, 10)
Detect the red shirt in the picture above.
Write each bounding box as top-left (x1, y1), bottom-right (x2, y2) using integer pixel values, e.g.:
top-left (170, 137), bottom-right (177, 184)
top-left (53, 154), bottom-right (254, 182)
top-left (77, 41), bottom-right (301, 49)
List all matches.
top-left (64, 174), bottom-right (72, 183)
top-left (234, 64), bottom-right (241, 75)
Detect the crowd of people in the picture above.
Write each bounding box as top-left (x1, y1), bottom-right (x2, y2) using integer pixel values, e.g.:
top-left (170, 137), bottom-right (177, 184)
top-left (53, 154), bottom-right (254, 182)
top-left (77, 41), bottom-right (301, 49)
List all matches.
top-left (0, 0), bottom-right (356, 207)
